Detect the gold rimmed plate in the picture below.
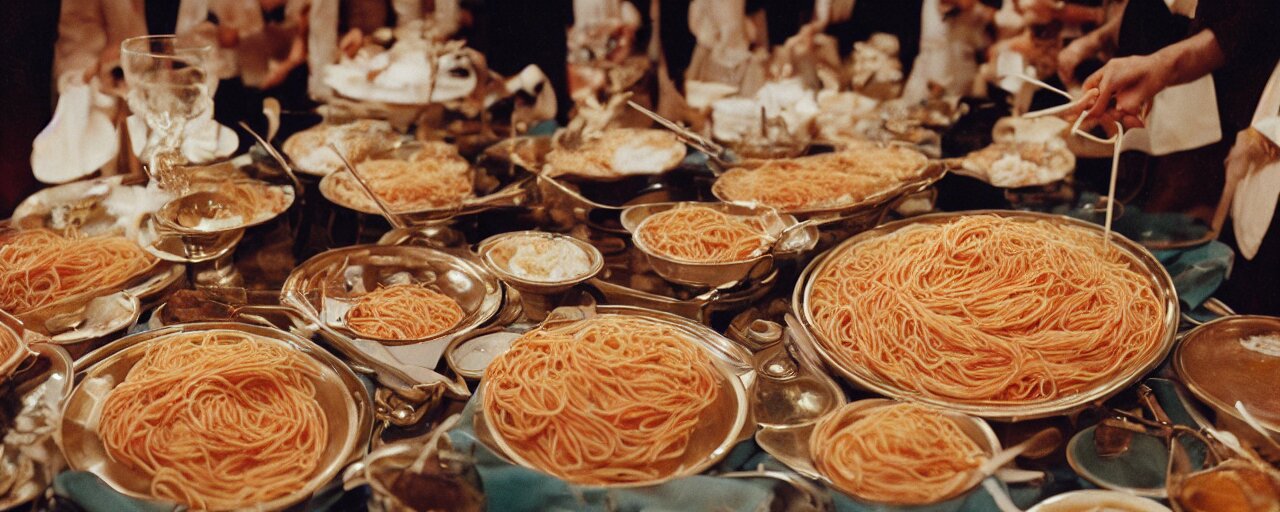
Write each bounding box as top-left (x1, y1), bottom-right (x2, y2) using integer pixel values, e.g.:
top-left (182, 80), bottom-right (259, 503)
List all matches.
top-left (471, 305), bottom-right (754, 488)
top-left (792, 210), bottom-right (1179, 421)
top-left (56, 323), bottom-right (374, 512)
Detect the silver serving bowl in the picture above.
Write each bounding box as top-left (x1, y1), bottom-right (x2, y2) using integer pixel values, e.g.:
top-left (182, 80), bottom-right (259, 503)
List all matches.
top-left (620, 201), bottom-right (817, 288)
top-left (154, 179), bottom-right (295, 235)
top-left (792, 210), bottom-right (1180, 421)
top-left (1173, 315), bottom-right (1280, 456)
top-left (57, 322), bottom-right (374, 512)
top-left (281, 244), bottom-right (504, 347)
top-left (477, 231), bottom-right (604, 293)
top-left (471, 306), bottom-right (754, 488)
top-left (758, 398), bottom-right (1001, 511)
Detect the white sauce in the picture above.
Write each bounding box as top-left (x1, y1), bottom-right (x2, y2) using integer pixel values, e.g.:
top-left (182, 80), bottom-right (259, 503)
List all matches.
top-left (1240, 334), bottom-right (1280, 358)
top-left (503, 237), bottom-right (592, 282)
top-left (611, 143), bottom-right (682, 175)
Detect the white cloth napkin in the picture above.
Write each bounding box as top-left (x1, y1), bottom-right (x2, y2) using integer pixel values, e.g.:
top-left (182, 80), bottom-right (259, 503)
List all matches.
top-left (1116, 76), bottom-right (1222, 155)
top-left (1226, 63), bottom-right (1280, 259)
top-left (30, 78), bottom-right (119, 184)
top-left (126, 112), bottom-right (239, 164)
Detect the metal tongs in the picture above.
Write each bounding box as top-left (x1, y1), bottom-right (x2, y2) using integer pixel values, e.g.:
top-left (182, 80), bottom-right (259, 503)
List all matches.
top-left (626, 100), bottom-right (739, 169)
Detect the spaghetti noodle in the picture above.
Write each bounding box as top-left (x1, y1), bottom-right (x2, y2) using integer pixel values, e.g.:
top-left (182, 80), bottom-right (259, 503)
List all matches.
top-left (326, 156), bottom-right (472, 213)
top-left (635, 206), bottom-right (769, 263)
top-left (0, 327), bottom-right (19, 373)
top-left (810, 403), bottom-right (986, 504)
top-left (482, 315), bottom-right (721, 484)
top-left (345, 283), bottom-right (464, 340)
top-left (98, 331), bottom-right (329, 510)
top-left (0, 229), bottom-right (155, 314)
top-left (806, 215), bottom-right (1164, 403)
top-left (714, 146), bottom-right (927, 212)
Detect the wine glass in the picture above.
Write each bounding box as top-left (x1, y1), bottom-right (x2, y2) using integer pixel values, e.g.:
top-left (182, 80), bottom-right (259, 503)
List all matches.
top-left (120, 35), bottom-right (216, 193)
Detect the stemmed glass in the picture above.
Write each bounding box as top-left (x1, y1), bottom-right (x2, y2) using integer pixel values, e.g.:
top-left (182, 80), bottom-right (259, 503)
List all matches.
top-left (120, 35), bottom-right (216, 193)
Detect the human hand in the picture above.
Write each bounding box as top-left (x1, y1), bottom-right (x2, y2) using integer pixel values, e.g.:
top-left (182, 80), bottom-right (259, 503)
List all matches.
top-left (1079, 54), bottom-right (1173, 129)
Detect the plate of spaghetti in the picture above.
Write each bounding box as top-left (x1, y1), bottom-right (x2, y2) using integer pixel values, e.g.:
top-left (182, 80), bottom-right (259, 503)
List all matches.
top-left (282, 120), bottom-right (401, 176)
top-left (544, 129), bottom-right (687, 181)
top-left (281, 244), bottom-right (502, 349)
top-left (712, 145), bottom-right (934, 216)
top-left (319, 152), bottom-right (475, 215)
top-left (795, 400), bottom-right (998, 506)
top-left (477, 311), bottom-right (749, 486)
top-left (0, 228), bottom-right (160, 321)
top-left (621, 202), bottom-right (817, 287)
top-left (58, 324), bottom-right (373, 511)
top-left (795, 211), bottom-right (1178, 420)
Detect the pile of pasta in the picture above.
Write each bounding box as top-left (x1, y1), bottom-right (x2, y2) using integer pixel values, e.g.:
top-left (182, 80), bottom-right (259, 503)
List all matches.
top-left (325, 149), bottom-right (473, 213)
top-left (635, 205), bottom-right (770, 263)
top-left (0, 229), bottom-right (155, 315)
top-left (98, 331), bottom-right (329, 510)
top-left (714, 146), bottom-right (928, 212)
top-left (345, 283), bottom-right (464, 341)
top-left (482, 315), bottom-right (721, 484)
top-left (811, 403), bottom-right (986, 504)
top-left (806, 215), bottom-right (1164, 403)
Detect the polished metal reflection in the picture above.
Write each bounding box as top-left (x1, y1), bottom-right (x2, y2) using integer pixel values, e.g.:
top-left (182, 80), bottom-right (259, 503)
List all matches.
top-left (792, 210), bottom-right (1181, 421)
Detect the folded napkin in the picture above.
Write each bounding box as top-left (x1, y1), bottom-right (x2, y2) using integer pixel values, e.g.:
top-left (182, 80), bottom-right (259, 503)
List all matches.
top-left (30, 78), bottom-right (118, 184)
top-left (126, 112), bottom-right (238, 165)
top-left (1225, 62), bottom-right (1280, 259)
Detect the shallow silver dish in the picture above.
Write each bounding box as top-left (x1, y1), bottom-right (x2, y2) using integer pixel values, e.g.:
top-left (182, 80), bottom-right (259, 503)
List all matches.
top-left (471, 305), bottom-right (754, 488)
top-left (280, 244), bottom-right (503, 410)
top-left (281, 244), bottom-right (503, 347)
top-left (57, 323), bottom-right (373, 512)
top-left (621, 202), bottom-right (818, 288)
top-left (154, 179), bottom-right (295, 235)
top-left (757, 399), bottom-right (1001, 510)
top-left (792, 210), bottom-right (1180, 421)
top-left (710, 147), bottom-right (945, 221)
top-left (319, 141), bottom-right (531, 225)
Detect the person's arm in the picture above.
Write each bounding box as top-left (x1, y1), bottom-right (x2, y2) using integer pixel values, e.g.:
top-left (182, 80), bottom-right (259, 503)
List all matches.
top-left (1078, 28), bottom-right (1225, 128)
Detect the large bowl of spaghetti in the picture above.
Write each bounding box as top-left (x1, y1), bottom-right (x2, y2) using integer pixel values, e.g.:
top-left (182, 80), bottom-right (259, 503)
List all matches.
top-left (475, 309), bottom-right (750, 487)
top-left (712, 145), bottom-right (939, 219)
top-left (57, 323), bottom-right (374, 511)
top-left (794, 210), bottom-right (1179, 420)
